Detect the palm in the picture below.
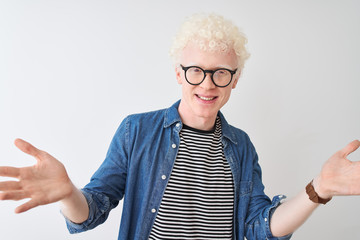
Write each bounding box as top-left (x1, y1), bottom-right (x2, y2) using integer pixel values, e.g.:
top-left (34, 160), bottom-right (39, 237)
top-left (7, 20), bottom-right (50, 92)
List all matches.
top-left (0, 139), bottom-right (73, 213)
top-left (319, 140), bottom-right (360, 197)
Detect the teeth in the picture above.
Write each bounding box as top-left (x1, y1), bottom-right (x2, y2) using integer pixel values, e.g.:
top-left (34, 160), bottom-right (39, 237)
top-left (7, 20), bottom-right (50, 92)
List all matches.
top-left (198, 95), bottom-right (215, 101)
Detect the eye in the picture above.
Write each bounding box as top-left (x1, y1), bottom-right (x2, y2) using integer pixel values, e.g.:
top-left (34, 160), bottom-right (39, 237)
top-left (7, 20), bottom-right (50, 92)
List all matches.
top-left (215, 69), bottom-right (230, 76)
top-left (188, 67), bottom-right (203, 74)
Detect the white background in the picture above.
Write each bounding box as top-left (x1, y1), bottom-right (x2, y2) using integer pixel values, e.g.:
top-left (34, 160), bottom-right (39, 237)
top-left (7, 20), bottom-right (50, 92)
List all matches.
top-left (0, 0), bottom-right (359, 239)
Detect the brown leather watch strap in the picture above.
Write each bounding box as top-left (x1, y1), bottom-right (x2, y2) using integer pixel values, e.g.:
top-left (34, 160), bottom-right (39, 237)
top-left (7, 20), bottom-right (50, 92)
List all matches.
top-left (306, 180), bottom-right (332, 204)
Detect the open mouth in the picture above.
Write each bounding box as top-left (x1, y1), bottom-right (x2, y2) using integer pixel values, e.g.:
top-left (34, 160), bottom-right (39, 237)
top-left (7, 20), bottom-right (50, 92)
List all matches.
top-left (196, 94), bottom-right (217, 101)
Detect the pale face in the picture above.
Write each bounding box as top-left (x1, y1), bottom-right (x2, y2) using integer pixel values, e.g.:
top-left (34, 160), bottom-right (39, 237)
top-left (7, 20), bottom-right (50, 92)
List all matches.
top-left (176, 42), bottom-right (240, 130)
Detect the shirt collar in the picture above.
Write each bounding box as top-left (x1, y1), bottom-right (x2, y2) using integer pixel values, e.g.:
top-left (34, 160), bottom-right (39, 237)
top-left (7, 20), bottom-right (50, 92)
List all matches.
top-left (164, 100), bottom-right (182, 128)
top-left (218, 111), bottom-right (238, 145)
top-left (164, 100), bottom-right (238, 145)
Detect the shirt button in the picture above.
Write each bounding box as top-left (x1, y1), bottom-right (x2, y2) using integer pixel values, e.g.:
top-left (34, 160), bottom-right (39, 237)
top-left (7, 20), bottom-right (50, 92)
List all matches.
top-left (161, 175), bottom-right (166, 180)
top-left (151, 208), bottom-right (156, 213)
top-left (172, 143), bottom-right (176, 148)
top-left (264, 217), bottom-right (268, 222)
top-left (176, 123), bottom-right (180, 128)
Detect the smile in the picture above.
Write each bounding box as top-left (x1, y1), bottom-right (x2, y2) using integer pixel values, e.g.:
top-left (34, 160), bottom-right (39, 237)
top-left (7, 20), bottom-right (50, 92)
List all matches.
top-left (196, 95), bottom-right (217, 101)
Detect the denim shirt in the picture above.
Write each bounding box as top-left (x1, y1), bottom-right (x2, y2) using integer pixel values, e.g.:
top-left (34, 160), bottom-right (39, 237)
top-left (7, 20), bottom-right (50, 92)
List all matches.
top-left (65, 101), bottom-right (292, 240)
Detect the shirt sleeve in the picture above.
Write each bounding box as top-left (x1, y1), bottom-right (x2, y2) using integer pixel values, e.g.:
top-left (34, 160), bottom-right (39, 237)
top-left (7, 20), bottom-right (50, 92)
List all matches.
top-left (244, 143), bottom-right (293, 240)
top-left (63, 189), bottom-right (116, 234)
top-left (245, 195), bottom-right (292, 239)
top-left (63, 117), bottom-right (130, 234)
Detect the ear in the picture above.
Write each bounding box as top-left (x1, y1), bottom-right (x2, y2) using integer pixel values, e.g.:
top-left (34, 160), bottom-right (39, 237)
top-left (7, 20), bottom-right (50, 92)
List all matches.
top-left (175, 65), bottom-right (183, 85)
top-left (231, 71), bottom-right (241, 89)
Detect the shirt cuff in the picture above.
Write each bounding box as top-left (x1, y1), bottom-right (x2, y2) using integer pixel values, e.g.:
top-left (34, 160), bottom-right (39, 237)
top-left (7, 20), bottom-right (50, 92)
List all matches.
top-left (62, 189), bottom-right (110, 234)
top-left (263, 195), bottom-right (293, 240)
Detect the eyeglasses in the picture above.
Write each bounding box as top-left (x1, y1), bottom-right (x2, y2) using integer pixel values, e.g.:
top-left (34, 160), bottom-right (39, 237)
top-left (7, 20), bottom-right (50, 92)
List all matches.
top-left (180, 64), bottom-right (237, 88)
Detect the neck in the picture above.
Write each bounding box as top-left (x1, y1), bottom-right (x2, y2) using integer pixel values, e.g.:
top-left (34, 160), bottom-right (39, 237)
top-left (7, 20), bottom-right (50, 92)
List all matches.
top-left (178, 100), bottom-right (217, 131)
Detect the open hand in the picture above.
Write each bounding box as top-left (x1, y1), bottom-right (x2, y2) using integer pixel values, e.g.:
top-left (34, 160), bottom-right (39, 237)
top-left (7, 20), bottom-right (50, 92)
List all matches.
top-left (316, 140), bottom-right (360, 199)
top-left (0, 139), bottom-right (74, 213)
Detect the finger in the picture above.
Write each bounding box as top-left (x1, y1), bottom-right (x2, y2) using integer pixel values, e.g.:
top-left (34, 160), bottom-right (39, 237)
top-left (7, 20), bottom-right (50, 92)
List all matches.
top-left (0, 190), bottom-right (28, 201)
top-left (0, 181), bottom-right (21, 191)
top-left (0, 166), bottom-right (20, 178)
top-left (15, 199), bottom-right (39, 214)
top-left (341, 140), bottom-right (360, 157)
top-left (14, 138), bottom-right (42, 158)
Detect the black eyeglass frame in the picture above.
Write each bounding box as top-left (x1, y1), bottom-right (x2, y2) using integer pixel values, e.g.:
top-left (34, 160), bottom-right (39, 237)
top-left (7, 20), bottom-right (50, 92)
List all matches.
top-left (180, 64), bottom-right (238, 88)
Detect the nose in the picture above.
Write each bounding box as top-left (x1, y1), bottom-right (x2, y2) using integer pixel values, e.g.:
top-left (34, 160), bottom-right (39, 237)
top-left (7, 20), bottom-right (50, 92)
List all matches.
top-left (200, 73), bottom-right (216, 89)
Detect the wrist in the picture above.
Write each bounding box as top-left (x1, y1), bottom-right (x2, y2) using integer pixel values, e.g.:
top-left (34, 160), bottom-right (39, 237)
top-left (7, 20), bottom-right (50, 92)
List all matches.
top-left (60, 181), bottom-right (79, 204)
top-left (60, 183), bottom-right (89, 224)
top-left (306, 177), bottom-right (332, 204)
top-left (312, 176), bottom-right (332, 199)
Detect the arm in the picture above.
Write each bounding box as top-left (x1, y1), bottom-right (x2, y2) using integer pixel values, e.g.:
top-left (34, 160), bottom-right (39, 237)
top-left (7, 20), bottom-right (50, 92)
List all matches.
top-left (0, 139), bottom-right (88, 223)
top-left (270, 140), bottom-right (360, 237)
top-left (60, 184), bottom-right (89, 224)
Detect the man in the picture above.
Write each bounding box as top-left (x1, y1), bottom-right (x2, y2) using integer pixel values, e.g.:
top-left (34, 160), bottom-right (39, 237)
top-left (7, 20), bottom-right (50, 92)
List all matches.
top-left (0, 13), bottom-right (359, 239)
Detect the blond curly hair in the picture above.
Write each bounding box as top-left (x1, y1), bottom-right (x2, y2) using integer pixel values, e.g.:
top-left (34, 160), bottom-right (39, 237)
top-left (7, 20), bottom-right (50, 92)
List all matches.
top-left (169, 13), bottom-right (250, 72)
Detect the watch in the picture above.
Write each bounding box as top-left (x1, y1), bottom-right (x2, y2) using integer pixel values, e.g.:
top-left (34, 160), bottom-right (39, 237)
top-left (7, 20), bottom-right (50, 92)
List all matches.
top-left (306, 180), bottom-right (332, 204)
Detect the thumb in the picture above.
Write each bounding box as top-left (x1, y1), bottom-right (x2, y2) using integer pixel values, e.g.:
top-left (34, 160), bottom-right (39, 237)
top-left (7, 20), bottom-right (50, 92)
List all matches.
top-left (14, 138), bottom-right (42, 159)
top-left (340, 140), bottom-right (360, 158)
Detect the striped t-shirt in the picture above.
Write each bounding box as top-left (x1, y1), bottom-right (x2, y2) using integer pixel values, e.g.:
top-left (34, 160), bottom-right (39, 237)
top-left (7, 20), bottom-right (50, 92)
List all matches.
top-left (149, 117), bottom-right (234, 239)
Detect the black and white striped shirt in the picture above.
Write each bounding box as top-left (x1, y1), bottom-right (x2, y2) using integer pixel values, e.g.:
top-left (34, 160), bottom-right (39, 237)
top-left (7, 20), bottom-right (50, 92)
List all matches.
top-left (149, 117), bottom-right (234, 239)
